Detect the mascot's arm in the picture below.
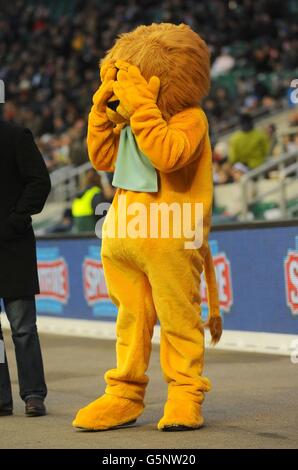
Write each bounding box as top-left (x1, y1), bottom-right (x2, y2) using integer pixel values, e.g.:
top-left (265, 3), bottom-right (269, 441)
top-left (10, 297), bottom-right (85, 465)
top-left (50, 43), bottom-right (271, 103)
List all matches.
top-left (88, 112), bottom-right (121, 172)
top-left (87, 64), bottom-right (120, 172)
top-left (113, 62), bottom-right (207, 173)
top-left (131, 107), bottom-right (207, 173)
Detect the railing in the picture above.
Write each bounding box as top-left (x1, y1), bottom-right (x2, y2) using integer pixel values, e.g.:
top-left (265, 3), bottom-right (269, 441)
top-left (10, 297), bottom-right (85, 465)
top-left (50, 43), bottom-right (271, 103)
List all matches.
top-left (49, 147), bottom-right (298, 224)
top-left (240, 150), bottom-right (298, 220)
top-left (50, 161), bottom-right (92, 202)
top-left (213, 101), bottom-right (286, 140)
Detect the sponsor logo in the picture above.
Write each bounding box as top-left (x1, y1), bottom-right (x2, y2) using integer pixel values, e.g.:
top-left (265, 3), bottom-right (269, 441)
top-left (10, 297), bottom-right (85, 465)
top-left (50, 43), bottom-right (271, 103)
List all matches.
top-left (36, 248), bottom-right (69, 314)
top-left (284, 236), bottom-right (298, 315)
top-left (82, 246), bottom-right (117, 319)
top-left (201, 240), bottom-right (233, 318)
top-left (83, 258), bottom-right (109, 305)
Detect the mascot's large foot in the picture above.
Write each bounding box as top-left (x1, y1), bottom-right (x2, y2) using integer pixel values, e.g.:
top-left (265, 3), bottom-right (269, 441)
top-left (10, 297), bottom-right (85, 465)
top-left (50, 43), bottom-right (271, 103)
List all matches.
top-left (72, 394), bottom-right (144, 431)
top-left (158, 399), bottom-right (204, 432)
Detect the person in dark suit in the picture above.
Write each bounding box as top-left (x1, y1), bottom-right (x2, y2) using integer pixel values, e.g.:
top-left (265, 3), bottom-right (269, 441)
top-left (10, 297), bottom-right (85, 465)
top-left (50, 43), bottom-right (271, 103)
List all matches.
top-left (0, 119), bottom-right (51, 417)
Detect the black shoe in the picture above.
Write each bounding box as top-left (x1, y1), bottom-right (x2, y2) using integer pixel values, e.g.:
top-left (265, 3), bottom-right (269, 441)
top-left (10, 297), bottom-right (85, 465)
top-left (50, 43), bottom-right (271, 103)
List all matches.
top-left (25, 398), bottom-right (46, 417)
top-left (0, 409), bottom-right (13, 417)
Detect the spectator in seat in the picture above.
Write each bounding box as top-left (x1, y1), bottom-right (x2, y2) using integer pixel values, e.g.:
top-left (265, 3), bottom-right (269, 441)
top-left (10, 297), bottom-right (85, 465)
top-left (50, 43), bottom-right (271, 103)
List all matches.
top-left (213, 141), bottom-right (233, 185)
top-left (228, 113), bottom-right (269, 169)
top-left (46, 208), bottom-right (73, 234)
top-left (68, 120), bottom-right (88, 167)
top-left (71, 168), bottom-right (105, 233)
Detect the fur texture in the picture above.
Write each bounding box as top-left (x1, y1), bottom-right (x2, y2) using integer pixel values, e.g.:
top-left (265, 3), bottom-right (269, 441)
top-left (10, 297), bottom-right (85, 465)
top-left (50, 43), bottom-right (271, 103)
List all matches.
top-left (102, 23), bottom-right (210, 120)
top-left (158, 399), bottom-right (204, 430)
top-left (73, 23), bottom-right (221, 432)
top-left (72, 394), bottom-right (144, 431)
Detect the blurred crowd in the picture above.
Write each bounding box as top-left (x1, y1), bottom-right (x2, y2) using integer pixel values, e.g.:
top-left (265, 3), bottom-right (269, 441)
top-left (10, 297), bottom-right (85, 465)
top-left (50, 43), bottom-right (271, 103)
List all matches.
top-left (0, 0), bottom-right (297, 176)
top-left (213, 111), bottom-right (298, 185)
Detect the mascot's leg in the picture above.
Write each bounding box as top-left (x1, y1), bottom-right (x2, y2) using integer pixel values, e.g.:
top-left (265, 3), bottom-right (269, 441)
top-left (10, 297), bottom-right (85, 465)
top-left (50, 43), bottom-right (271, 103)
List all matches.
top-left (73, 242), bottom-right (157, 431)
top-left (147, 248), bottom-right (210, 431)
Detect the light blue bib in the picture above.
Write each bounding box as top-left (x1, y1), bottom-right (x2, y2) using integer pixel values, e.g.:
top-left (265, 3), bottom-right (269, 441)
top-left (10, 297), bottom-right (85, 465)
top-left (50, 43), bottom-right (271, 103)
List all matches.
top-left (112, 126), bottom-right (158, 192)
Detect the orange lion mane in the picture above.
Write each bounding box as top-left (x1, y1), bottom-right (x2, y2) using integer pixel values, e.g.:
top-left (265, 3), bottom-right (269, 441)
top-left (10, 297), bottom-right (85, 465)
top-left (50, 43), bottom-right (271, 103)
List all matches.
top-left (101, 23), bottom-right (210, 121)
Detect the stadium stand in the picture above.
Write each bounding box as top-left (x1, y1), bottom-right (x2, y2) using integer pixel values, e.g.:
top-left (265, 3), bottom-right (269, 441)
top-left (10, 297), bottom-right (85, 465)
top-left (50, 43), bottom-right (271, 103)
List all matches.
top-left (1, 0), bottom-right (297, 229)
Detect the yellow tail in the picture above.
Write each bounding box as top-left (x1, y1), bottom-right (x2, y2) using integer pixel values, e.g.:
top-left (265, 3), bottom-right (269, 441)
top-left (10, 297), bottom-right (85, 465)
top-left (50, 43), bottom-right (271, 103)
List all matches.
top-left (203, 244), bottom-right (223, 345)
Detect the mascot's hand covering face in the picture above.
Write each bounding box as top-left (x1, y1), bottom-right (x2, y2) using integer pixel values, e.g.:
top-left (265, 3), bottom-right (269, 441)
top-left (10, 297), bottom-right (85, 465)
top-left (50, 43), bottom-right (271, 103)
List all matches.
top-left (73, 23), bottom-right (222, 432)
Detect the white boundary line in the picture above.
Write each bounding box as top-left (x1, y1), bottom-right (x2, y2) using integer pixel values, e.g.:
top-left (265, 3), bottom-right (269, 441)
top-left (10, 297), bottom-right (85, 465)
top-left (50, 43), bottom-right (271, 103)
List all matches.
top-left (1, 314), bottom-right (297, 356)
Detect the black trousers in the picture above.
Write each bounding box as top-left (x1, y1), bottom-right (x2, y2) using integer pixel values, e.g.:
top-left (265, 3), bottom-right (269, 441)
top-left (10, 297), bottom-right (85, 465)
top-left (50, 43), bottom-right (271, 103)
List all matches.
top-left (0, 297), bottom-right (47, 410)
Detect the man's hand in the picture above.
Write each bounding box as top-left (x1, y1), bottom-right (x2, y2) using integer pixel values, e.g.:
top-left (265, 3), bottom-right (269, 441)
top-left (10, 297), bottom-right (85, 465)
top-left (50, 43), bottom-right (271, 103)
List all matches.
top-left (113, 60), bottom-right (160, 117)
top-left (92, 61), bottom-right (117, 114)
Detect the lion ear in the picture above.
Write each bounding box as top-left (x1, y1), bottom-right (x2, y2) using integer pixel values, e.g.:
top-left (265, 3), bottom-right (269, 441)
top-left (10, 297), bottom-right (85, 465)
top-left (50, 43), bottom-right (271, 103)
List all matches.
top-left (148, 76), bottom-right (160, 101)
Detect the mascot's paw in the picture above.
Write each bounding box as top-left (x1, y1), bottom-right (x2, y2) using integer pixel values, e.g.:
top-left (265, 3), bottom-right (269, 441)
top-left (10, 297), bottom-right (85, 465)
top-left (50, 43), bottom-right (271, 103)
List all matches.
top-left (158, 399), bottom-right (204, 432)
top-left (72, 394), bottom-right (144, 431)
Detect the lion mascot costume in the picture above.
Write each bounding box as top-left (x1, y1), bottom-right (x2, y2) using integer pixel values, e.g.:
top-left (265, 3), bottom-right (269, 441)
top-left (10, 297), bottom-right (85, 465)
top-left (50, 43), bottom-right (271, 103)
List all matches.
top-left (73, 23), bottom-right (222, 432)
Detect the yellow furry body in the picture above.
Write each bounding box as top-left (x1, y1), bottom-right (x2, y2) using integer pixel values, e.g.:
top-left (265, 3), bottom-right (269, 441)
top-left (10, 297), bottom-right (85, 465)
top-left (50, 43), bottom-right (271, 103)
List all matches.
top-left (73, 23), bottom-right (221, 432)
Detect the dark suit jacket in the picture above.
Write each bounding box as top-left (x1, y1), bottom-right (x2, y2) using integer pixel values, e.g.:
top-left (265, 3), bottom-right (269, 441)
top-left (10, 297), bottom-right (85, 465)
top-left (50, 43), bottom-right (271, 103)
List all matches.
top-left (0, 120), bottom-right (51, 298)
